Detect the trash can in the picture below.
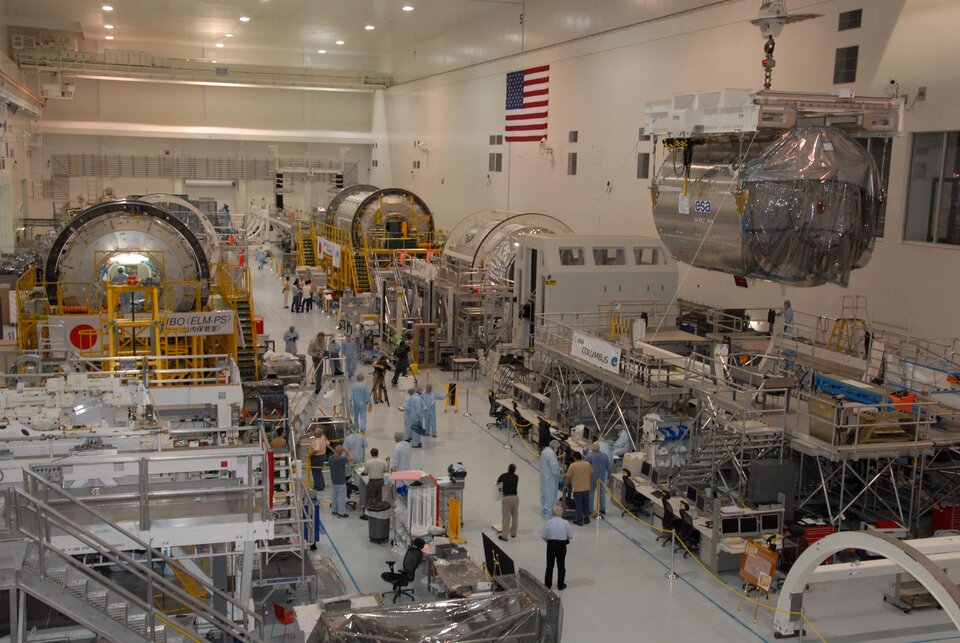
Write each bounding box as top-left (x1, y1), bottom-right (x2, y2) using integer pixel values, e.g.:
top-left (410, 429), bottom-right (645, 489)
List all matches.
top-left (366, 501), bottom-right (391, 544)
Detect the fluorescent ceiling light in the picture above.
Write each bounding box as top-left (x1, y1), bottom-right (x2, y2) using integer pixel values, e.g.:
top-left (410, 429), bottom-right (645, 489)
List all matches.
top-left (402, 5), bottom-right (414, 11)
top-left (239, 16), bottom-right (251, 22)
top-left (336, 40), bottom-right (344, 45)
top-left (365, 25), bottom-right (375, 31)
top-left (215, 43), bottom-right (225, 48)
top-left (225, 33), bottom-right (234, 38)
top-left (78, 74), bottom-right (378, 93)
top-left (104, 24), bottom-right (114, 29)
top-left (105, 35), bottom-right (114, 40)
top-left (211, 60), bottom-right (217, 63)
top-left (102, 5), bottom-right (114, 10)
top-left (317, 49), bottom-right (327, 54)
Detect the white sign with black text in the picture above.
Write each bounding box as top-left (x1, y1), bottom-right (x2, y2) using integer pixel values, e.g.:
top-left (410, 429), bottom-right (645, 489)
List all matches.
top-left (570, 331), bottom-right (622, 374)
top-left (164, 311), bottom-right (236, 336)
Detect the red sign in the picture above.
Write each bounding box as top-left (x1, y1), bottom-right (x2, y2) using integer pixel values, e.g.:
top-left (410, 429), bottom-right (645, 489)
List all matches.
top-left (69, 324), bottom-right (98, 350)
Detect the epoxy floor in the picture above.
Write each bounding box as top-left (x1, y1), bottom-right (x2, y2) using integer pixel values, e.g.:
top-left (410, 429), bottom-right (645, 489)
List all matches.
top-left (251, 262), bottom-right (960, 642)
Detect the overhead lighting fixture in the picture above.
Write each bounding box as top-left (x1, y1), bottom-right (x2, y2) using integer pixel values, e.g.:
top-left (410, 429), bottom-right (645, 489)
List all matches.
top-left (317, 49), bottom-right (327, 54)
top-left (211, 60), bottom-right (217, 63)
top-left (225, 33), bottom-right (234, 38)
top-left (402, 5), bottom-right (414, 11)
top-left (336, 40), bottom-right (344, 45)
top-left (104, 24), bottom-right (114, 29)
top-left (215, 42), bottom-right (225, 48)
top-left (239, 16), bottom-right (251, 22)
top-left (102, 4), bottom-right (114, 10)
top-left (365, 25), bottom-right (375, 31)
top-left (105, 35), bottom-right (114, 40)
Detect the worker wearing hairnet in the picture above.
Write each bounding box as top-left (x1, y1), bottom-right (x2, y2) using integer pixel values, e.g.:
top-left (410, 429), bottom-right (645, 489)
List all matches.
top-left (421, 383), bottom-right (446, 437)
top-left (612, 427), bottom-right (633, 458)
top-left (403, 388), bottom-right (424, 448)
top-left (342, 337), bottom-right (359, 378)
top-left (540, 440), bottom-right (562, 518)
top-left (586, 441), bottom-right (612, 517)
top-left (349, 374), bottom-right (373, 433)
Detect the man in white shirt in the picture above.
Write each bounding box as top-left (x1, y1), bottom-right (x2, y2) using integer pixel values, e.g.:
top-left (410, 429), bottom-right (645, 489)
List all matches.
top-left (541, 504), bottom-right (573, 590)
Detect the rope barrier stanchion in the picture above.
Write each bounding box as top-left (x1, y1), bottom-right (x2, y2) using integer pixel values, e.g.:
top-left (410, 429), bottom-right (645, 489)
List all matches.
top-left (666, 530), bottom-right (679, 580)
top-left (464, 387), bottom-right (471, 418)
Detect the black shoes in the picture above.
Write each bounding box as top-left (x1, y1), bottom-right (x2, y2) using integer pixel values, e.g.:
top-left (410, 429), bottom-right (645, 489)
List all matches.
top-left (557, 584), bottom-right (567, 590)
top-left (498, 535), bottom-right (508, 542)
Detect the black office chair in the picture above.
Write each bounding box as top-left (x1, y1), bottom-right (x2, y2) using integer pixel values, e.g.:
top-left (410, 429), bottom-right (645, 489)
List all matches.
top-left (657, 496), bottom-right (683, 547)
top-left (678, 506), bottom-right (701, 558)
top-left (381, 544), bottom-right (423, 603)
top-left (622, 475), bottom-right (646, 517)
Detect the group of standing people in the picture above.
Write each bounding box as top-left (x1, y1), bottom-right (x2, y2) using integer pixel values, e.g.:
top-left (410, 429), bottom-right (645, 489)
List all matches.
top-left (539, 439), bottom-right (613, 525)
top-left (285, 276), bottom-right (319, 313)
top-left (401, 385), bottom-right (447, 448)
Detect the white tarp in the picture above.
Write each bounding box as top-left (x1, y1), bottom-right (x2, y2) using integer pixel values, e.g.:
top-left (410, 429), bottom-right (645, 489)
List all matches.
top-left (570, 331), bottom-right (622, 374)
top-left (164, 310), bottom-right (235, 336)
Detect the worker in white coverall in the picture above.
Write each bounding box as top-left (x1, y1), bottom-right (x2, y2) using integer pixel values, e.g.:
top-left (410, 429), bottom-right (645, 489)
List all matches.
top-left (540, 440), bottom-right (563, 518)
top-left (349, 374), bottom-right (373, 433)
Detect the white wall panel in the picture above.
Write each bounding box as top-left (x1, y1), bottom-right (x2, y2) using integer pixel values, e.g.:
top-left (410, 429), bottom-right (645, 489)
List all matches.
top-left (383, 0), bottom-right (960, 338)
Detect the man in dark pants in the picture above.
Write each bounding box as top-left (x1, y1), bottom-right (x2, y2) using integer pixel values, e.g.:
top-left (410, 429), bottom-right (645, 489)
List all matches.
top-left (361, 448), bottom-right (387, 520)
top-left (391, 339), bottom-right (410, 387)
top-left (307, 428), bottom-right (328, 492)
top-left (542, 504), bottom-right (573, 590)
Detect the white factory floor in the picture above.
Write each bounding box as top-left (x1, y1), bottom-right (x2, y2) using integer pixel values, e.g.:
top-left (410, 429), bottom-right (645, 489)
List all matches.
top-left (251, 263), bottom-right (960, 643)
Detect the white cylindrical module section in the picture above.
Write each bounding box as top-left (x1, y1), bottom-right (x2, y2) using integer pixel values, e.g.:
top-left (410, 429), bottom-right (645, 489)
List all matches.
top-left (325, 184), bottom-right (434, 246)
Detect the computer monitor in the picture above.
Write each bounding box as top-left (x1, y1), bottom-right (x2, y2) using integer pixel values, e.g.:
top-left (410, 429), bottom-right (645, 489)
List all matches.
top-left (761, 513), bottom-right (781, 533)
top-left (721, 517), bottom-right (739, 534)
top-left (650, 469), bottom-right (659, 485)
top-left (686, 485), bottom-right (698, 503)
top-left (696, 494), bottom-right (706, 513)
top-left (640, 460), bottom-right (651, 479)
top-left (739, 516), bottom-right (759, 534)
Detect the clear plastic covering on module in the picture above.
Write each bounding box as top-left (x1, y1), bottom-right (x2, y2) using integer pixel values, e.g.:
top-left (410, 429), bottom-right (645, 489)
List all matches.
top-left (739, 126), bottom-right (881, 286)
top-left (314, 570), bottom-right (561, 642)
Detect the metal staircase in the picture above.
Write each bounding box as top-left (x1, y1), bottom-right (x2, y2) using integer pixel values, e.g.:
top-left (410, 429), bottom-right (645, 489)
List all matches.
top-left (12, 469), bottom-right (264, 642)
top-left (353, 249), bottom-right (371, 293)
top-left (674, 410), bottom-right (785, 494)
top-left (234, 296), bottom-right (258, 380)
top-left (297, 223), bottom-right (317, 267)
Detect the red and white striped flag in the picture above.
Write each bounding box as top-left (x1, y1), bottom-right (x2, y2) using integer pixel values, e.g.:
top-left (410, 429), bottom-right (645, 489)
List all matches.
top-left (504, 64), bottom-right (549, 142)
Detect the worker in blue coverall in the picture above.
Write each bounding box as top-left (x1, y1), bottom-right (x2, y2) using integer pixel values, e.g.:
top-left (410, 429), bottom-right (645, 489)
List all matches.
top-left (342, 338), bottom-right (359, 378)
top-left (403, 388), bottom-right (424, 448)
top-left (612, 427), bottom-right (633, 458)
top-left (349, 374), bottom-right (373, 433)
top-left (420, 383), bottom-right (446, 437)
top-left (586, 441), bottom-right (612, 516)
top-left (540, 440), bottom-right (562, 518)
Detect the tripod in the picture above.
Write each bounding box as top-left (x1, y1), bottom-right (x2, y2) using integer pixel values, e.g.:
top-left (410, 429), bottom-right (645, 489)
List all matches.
top-left (372, 371), bottom-right (390, 407)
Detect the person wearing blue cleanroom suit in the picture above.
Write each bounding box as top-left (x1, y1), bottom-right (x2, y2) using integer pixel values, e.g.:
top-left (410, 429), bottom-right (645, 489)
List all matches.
top-left (342, 338), bottom-right (359, 378)
top-left (540, 441), bottom-right (562, 518)
top-left (349, 374), bottom-right (373, 433)
top-left (403, 388), bottom-right (424, 448)
top-left (421, 383), bottom-right (446, 437)
top-left (586, 441), bottom-right (612, 516)
top-left (612, 427), bottom-right (633, 458)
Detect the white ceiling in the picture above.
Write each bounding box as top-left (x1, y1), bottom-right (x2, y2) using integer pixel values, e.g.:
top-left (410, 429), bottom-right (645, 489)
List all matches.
top-left (1, 0), bottom-right (734, 81)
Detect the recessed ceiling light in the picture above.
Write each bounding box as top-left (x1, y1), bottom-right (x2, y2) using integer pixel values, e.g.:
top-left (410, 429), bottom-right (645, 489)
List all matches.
top-left (225, 33), bottom-right (234, 38)
top-left (317, 49), bottom-right (327, 54)
top-left (365, 25), bottom-right (375, 31)
top-left (105, 35), bottom-right (114, 40)
top-left (102, 5), bottom-right (114, 11)
top-left (239, 16), bottom-right (250, 22)
top-left (215, 42), bottom-right (225, 48)
top-left (336, 40), bottom-right (344, 45)
top-left (104, 24), bottom-right (114, 29)
top-left (402, 5), bottom-right (414, 11)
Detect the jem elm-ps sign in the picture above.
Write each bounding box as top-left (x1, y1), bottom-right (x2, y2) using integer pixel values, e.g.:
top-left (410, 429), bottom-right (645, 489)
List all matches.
top-left (164, 311), bottom-right (235, 336)
top-left (570, 331), bottom-right (622, 374)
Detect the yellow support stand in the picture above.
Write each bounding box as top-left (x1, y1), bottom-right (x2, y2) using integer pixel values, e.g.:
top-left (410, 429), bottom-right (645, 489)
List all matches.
top-left (448, 497), bottom-right (466, 543)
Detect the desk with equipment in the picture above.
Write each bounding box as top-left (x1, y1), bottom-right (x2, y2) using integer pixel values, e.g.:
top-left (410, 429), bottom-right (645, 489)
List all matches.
top-left (614, 454), bottom-right (785, 572)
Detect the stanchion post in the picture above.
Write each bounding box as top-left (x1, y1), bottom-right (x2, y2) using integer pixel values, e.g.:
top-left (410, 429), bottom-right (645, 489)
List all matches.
top-left (464, 388), bottom-right (471, 417)
top-left (665, 530), bottom-right (678, 580)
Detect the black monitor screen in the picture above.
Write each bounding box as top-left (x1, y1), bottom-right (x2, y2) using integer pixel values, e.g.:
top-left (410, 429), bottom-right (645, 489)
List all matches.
top-left (721, 518), bottom-right (739, 534)
top-left (650, 469), bottom-right (659, 485)
top-left (696, 495), bottom-right (706, 512)
top-left (686, 485), bottom-right (698, 503)
top-left (739, 516), bottom-right (758, 534)
top-left (761, 514), bottom-right (780, 532)
top-left (640, 461), bottom-right (651, 478)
